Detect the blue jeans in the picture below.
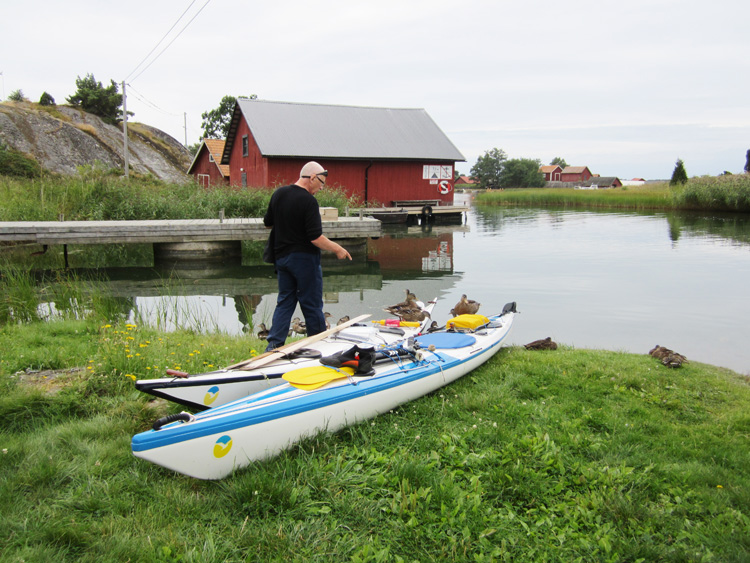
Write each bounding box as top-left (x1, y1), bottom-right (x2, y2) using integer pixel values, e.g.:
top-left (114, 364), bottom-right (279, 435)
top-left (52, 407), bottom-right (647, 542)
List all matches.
top-left (265, 252), bottom-right (326, 351)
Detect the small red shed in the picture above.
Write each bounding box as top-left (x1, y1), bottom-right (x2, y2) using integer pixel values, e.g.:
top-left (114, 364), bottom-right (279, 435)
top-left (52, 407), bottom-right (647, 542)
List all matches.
top-left (221, 99), bottom-right (465, 206)
top-left (540, 165), bottom-right (562, 182)
top-left (187, 139), bottom-right (230, 187)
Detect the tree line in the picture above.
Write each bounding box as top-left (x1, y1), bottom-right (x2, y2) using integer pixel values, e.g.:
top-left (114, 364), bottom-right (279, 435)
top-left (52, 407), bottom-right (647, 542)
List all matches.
top-left (468, 148), bottom-right (558, 189)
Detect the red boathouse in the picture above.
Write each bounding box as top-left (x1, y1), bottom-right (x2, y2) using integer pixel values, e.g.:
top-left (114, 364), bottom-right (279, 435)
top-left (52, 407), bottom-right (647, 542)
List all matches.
top-left (221, 99), bottom-right (465, 206)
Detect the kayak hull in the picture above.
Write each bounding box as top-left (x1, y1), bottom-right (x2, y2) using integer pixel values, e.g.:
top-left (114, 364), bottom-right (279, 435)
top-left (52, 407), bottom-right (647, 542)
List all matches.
top-left (132, 306), bottom-right (516, 480)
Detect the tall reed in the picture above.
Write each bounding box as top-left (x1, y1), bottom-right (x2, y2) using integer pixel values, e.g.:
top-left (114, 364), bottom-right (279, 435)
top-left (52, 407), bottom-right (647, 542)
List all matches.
top-left (476, 175), bottom-right (750, 212)
top-left (672, 174), bottom-right (750, 211)
top-left (0, 166), bottom-right (359, 221)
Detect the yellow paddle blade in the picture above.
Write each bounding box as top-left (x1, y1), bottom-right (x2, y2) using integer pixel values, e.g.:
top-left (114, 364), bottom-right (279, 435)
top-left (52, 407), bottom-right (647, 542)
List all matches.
top-left (289, 380), bottom-right (333, 391)
top-left (283, 365), bottom-right (355, 389)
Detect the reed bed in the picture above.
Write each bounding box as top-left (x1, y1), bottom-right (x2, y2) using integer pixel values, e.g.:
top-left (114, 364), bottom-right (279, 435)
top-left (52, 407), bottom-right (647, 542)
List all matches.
top-left (476, 175), bottom-right (750, 212)
top-left (0, 166), bottom-right (358, 222)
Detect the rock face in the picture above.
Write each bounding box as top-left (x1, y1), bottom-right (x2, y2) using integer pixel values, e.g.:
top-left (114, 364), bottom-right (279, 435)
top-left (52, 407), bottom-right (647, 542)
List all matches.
top-left (0, 102), bottom-right (192, 183)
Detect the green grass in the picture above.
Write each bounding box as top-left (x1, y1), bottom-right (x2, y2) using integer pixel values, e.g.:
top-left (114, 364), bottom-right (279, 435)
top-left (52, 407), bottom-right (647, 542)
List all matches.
top-left (0, 166), bottom-right (359, 222)
top-left (476, 175), bottom-right (750, 212)
top-left (2, 318), bottom-right (749, 562)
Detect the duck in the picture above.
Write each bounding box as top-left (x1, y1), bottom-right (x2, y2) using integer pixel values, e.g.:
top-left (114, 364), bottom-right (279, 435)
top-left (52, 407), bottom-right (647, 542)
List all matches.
top-left (384, 289), bottom-right (423, 316)
top-left (649, 345), bottom-right (687, 368)
top-left (524, 337), bottom-right (558, 351)
top-left (324, 312), bottom-right (332, 330)
top-left (393, 307), bottom-right (430, 323)
top-left (450, 294), bottom-right (481, 316)
top-left (337, 315), bottom-right (350, 326)
top-left (256, 323), bottom-right (269, 340)
top-left (289, 317), bottom-right (307, 336)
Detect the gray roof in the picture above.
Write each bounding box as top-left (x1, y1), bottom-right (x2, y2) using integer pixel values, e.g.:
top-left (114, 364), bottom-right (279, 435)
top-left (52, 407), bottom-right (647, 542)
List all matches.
top-left (586, 177), bottom-right (621, 186)
top-left (223, 99), bottom-right (465, 163)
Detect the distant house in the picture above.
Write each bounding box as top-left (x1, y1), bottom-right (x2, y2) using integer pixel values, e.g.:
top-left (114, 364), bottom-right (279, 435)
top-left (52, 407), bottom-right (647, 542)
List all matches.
top-left (586, 176), bottom-right (622, 188)
top-left (560, 166), bottom-right (594, 183)
top-left (455, 175), bottom-right (475, 184)
top-left (621, 178), bottom-right (646, 186)
top-left (540, 165), bottom-right (562, 182)
top-left (187, 139), bottom-right (230, 187)
top-left (220, 99), bottom-right (465, 206)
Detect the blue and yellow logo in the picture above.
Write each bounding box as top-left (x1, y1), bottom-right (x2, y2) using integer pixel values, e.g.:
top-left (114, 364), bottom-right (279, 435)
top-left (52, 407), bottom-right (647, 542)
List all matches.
top-left (213, 435), bottom-right (232, 458)
top-left (204, 385), bottom-right (220, 406)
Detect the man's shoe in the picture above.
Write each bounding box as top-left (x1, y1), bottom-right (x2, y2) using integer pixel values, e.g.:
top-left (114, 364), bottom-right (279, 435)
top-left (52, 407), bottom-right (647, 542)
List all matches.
top-left (320, 345), bottom-right (376, 376)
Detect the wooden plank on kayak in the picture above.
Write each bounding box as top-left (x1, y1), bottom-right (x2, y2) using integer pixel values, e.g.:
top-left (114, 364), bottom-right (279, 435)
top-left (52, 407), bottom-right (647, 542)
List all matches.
top-left (225, 314), bottom-right (371, 371)
top-left (283, 365), bottom-right (355, 390)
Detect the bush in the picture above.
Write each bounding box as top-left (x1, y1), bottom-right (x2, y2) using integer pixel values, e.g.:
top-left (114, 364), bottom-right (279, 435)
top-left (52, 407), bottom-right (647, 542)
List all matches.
top-left (7, 89), bottom-right (26, 102)
top-left (39, 92), bottom-right (55, 106)
top-left (0, 143), bottom-right (42, 178)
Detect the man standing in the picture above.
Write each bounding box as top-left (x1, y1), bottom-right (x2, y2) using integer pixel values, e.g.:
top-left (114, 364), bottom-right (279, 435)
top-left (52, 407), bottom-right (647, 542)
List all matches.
top-left (263, 161), bottom-right (351, 351)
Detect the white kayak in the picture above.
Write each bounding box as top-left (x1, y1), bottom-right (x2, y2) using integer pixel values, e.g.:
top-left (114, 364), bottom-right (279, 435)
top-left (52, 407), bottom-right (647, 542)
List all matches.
top-left (131, 302), bottom-right (517, 480)
top-left (135, 301), bottom-right (436, 410)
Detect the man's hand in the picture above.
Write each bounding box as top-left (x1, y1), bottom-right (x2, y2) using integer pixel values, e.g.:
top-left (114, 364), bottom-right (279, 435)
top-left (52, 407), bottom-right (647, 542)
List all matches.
top-left (335, 246), bottom-right (352, 260)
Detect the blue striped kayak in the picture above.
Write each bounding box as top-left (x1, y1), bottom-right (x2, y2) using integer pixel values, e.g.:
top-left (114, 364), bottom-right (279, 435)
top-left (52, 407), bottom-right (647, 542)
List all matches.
top-left (131, 302), bottom-right (517, 480)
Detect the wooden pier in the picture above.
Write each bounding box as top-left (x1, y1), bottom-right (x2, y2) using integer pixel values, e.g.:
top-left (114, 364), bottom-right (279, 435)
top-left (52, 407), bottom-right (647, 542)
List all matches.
top-left (0, 216), bottom-right (382, 267)
top-left (0, 217), bottom-right (381, 246)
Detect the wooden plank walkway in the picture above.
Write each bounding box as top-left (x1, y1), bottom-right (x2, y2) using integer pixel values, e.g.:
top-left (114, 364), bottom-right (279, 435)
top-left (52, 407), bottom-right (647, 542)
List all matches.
top-left (0, 217), bottom-right (382, 245)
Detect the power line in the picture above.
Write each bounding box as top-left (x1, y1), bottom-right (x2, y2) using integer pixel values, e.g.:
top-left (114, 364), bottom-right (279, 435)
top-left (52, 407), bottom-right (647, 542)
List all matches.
top-left (126, 0), bottom-right (212, 83)
top-left (124, 0), bottom-right (199, 82)
top-left (126, 84), bottom-right (182, 117)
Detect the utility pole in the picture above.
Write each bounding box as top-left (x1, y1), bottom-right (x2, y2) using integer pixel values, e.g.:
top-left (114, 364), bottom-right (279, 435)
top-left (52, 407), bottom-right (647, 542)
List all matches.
top-left (122, 81), bottom-right (129, 178)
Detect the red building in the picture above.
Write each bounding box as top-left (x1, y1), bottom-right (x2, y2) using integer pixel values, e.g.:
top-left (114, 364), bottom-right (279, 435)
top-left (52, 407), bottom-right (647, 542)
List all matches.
top-left (221, 99), bottom-right (465, 206)
top-left (560, 166), bottom-right (594, 183)
top-left (187, 139), bottom-right (230, 187)
top-left (539, 165), bottom-right (562, 182)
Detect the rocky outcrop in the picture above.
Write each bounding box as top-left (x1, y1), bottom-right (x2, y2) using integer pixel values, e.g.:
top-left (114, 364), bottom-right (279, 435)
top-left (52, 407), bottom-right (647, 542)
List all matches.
top-left (0, 102), bottom-right (192, 183)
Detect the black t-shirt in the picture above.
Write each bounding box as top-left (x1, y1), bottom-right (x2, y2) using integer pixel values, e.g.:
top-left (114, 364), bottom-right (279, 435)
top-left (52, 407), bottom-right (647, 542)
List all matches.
top-left (263, 184), bottom-right (323, 258)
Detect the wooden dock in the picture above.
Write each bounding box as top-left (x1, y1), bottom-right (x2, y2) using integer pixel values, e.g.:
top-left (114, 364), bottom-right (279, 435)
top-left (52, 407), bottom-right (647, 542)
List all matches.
top-left (352, 205), bottom-right (469, 225)
top-left (0, 217), bottom-right (382, 246)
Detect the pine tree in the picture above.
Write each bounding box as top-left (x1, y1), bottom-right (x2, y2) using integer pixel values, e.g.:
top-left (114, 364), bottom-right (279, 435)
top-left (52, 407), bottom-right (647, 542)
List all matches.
top-left (670, 159), bottom-right (688, 186)
top-left (66, 74), bottom-right (123, 125)
top-left (744, 149), bottom-right (750, 173)
top-left (39, 92), bottom-right (55, 106)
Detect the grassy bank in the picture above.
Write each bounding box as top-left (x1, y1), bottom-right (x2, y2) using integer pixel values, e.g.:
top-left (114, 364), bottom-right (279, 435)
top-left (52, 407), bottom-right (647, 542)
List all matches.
top-left (476, 175), bottom-right (750, 212)
top-left (0, 167), bottom-right (358, 222)
top-left (2, 316), bottom-right (749, 562)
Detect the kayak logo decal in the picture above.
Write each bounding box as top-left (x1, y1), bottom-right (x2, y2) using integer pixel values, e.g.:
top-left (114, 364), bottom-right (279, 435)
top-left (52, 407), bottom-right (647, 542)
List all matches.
top-left (213, 435), bottom-right (232, 458)
top-left (204, 385), bottom-right (220, 406)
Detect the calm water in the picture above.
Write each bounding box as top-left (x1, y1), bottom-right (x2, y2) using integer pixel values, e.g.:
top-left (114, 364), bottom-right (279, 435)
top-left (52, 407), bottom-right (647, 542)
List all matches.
top-left (20, 193), bottom-right (750, 375)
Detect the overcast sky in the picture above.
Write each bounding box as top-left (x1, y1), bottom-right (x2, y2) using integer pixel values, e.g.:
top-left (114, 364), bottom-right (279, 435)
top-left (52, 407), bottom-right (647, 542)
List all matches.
top-left (2, 0), bottom-right (748, 179)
